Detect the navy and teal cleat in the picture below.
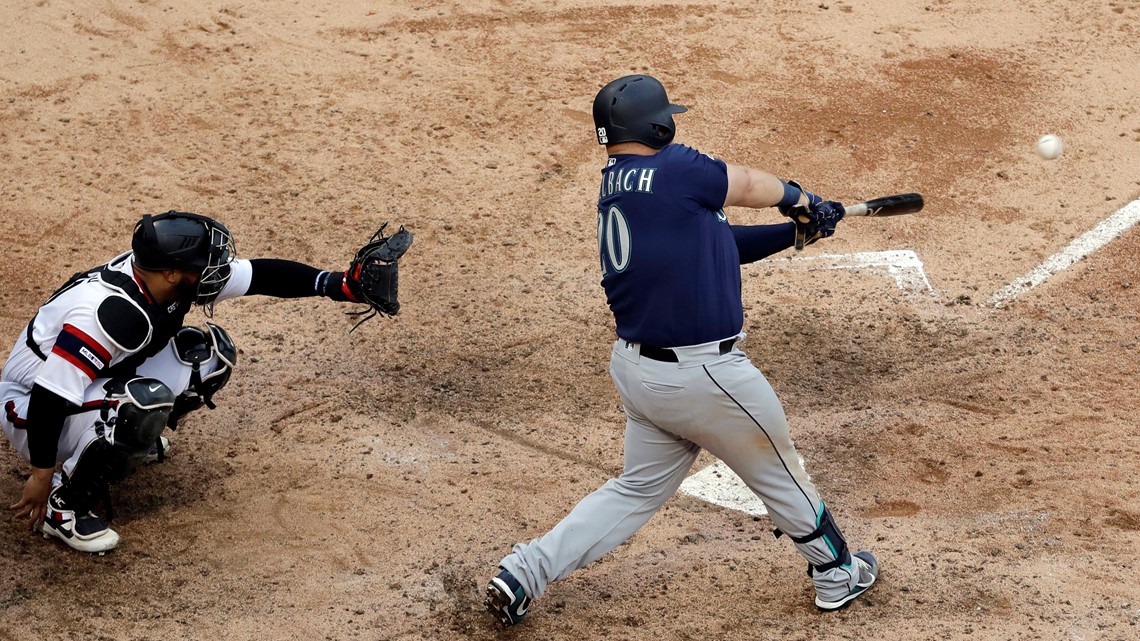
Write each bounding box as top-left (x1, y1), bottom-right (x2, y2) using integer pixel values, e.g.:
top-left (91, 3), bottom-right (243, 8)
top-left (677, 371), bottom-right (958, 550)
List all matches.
top-left (815, 551), bottom-right (878, 611)
top-left (485, 568), bottom-right (532, 626)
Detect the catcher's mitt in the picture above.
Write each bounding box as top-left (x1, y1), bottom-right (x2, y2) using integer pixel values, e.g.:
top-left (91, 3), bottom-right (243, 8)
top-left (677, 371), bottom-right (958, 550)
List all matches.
top-left (344, 223), bottom-right (413, 329)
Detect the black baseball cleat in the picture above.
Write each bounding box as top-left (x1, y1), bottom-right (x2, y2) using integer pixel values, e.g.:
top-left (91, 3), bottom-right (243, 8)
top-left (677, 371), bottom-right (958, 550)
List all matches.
top-left (485, 568), bottom-right (532, 626)
top-left (815, 551), bottom-right (878, 611)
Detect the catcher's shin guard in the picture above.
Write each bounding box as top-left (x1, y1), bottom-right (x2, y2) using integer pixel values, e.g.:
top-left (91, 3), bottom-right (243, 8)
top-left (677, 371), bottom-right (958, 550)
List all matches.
top-left (40, 439), bottom-right (127, 553)
top-left (169, 323), bottom-right (236, 428)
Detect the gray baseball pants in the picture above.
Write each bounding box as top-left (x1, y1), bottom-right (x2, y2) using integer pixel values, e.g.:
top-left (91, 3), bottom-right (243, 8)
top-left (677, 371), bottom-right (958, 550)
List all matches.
top-left (499, 335), bottom-right (852, 599)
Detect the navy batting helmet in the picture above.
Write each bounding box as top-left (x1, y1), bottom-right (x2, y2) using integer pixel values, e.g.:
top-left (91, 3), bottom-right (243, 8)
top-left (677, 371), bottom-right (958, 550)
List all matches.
top-left (131, 211), bottom-right (236, 312)
top-left (592, 75), bottom-right (687, 148)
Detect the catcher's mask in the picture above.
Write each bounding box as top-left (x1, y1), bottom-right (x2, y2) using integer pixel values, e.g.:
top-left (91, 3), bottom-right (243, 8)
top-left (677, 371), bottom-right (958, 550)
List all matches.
top-left (131, 211), bottom-right (236, 316)
top-left (592, 75), bottom-right (687, 148)
top-left (99, 377), bottom-right (175, 456)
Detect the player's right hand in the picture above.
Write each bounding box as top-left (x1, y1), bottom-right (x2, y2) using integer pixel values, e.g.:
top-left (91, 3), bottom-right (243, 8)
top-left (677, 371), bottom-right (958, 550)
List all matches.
top-left (9, 466), bottom-right (54, 529)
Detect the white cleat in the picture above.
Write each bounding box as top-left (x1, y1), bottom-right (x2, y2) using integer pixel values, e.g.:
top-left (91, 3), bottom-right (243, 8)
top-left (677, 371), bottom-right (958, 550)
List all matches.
top-left (40, 491), bottom-right (121, 554)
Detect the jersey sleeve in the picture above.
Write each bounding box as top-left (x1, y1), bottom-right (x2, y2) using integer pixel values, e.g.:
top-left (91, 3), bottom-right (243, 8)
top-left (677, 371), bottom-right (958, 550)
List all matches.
top-left (212, 258), bottom-right (253, 304)
top-left (33, 308), bottom-right (119, 406)
top-left (665, 144), bottom-right (729, 211)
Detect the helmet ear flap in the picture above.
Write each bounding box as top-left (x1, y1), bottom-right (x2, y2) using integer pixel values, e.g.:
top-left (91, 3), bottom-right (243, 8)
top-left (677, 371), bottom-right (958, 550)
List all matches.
top-left (651, 123), bottom-right (676, 147)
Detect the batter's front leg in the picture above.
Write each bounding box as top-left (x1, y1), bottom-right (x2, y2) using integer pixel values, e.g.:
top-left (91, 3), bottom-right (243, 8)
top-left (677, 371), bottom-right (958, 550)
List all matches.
top-left (499, 414), bottom-right (700, 600)
top-left (697, 355), bottom-right (875, 608)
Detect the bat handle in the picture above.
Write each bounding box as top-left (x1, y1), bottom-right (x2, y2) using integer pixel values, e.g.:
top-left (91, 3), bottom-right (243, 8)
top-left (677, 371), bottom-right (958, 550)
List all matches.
top-left (844, 203), bottom-right (869, 217)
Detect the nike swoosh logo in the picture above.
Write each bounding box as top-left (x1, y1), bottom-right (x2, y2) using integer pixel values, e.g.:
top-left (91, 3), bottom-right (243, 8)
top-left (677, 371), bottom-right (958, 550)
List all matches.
top-left (149, 384), bottom-right (161, 392)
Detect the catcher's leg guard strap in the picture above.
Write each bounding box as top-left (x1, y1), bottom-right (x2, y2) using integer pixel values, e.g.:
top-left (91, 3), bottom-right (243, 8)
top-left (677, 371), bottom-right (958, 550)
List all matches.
top-left (774, 505), bottom-right (851, 574)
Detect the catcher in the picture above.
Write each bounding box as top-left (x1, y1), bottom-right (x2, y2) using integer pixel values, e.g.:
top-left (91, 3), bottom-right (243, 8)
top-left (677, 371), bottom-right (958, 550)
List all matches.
top-left (2, 210), bottom-right (411, 553)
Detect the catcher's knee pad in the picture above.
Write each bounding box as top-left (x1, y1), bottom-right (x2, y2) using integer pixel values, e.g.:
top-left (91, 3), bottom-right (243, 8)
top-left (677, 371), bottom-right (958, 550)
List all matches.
top-left (99, 377), bottom-right (175, 464)
top-left (776, 505), bottom-right (851, 574)
top-left (171, 323), bottom-right (237, 423)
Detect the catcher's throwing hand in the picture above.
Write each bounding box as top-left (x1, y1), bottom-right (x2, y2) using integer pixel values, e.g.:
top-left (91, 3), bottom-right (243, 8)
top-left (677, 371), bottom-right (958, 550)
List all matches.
top-left (343, 223), bottom-right (413, 328)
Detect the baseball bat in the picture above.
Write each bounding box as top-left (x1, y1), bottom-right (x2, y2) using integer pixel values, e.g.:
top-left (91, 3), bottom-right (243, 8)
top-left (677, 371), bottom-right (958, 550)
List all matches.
top-left (844, 192), bottom-right (925, 217)
top-left (794, 192), bottom-right (924, 249)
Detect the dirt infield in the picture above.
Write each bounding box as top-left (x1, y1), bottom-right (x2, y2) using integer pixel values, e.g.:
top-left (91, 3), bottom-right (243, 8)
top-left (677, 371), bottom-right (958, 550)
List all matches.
top-left (2, 1), bottom-right (1138, 640)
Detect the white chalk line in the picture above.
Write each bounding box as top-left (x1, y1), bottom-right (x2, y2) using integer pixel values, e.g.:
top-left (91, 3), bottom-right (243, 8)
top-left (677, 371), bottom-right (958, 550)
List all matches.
top-left (989, 199), bottom-right (1140, 307)
top-left (768, 249), bottom-right (935, 294)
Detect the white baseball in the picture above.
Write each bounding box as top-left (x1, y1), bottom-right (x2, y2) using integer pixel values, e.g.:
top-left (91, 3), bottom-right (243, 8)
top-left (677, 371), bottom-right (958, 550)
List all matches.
top-left (1036, 134), bottom-right (1063, 160)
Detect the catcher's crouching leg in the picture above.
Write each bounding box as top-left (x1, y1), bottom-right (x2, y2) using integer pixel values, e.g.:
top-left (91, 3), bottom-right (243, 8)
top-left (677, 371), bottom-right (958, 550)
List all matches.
top-left (165, 323), bottom-right (238, 434)
top-left (43, 377), bottom-right (177, 552)
top-left (42, 439), bottom-right (128, 553)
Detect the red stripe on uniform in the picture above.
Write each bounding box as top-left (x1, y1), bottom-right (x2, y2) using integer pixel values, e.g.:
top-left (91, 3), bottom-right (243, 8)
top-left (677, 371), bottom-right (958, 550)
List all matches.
top-left (133, 274), bottom-right (155, 303)
top-left (51, 345), bottom-right (99, 380)
top-left (60, 323), bottom-right (112, 361)
top-left (4, 400), bottom-right (26, 427)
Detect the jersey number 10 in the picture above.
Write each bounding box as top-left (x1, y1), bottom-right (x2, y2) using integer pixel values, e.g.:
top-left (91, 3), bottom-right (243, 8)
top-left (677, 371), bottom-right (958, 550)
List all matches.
top-left (598, 206), bottom-right (632, 274)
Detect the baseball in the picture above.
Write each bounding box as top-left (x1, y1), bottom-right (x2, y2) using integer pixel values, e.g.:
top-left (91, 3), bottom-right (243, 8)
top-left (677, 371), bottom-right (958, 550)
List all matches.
top-left (1036, 134), bottom-right (1063, 160)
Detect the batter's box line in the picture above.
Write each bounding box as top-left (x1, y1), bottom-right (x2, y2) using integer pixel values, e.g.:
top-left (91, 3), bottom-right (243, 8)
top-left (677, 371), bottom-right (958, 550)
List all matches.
top-left (767, 250), bottom-right (935, 295)
top-left (989, 198), bottom-right (1140, 308)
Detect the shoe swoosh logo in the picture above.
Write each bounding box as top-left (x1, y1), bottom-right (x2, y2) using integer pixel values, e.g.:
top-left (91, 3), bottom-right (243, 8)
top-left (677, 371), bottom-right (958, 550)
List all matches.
top-left (149, 384), bottom-right (162, 392)
top-left (515, 598), bottom-right (529, 617)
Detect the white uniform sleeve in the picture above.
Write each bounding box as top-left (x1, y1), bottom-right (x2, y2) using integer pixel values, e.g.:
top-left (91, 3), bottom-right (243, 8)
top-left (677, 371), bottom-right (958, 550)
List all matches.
top-left (34, 307), bottom-right (127, 406)
top-left (213, 258), bottom-right (253, 304)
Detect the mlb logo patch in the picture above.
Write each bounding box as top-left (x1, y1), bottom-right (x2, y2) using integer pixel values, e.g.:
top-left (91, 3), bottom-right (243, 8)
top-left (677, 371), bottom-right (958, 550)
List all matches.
top-left (78, 346), bottom-right (104, 368)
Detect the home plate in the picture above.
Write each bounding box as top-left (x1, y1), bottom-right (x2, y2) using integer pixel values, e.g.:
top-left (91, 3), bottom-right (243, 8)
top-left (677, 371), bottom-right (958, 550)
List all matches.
top-left (680, 457), bottom-right (809, 517)
top-left (768, 250), bottom-right (934, 294)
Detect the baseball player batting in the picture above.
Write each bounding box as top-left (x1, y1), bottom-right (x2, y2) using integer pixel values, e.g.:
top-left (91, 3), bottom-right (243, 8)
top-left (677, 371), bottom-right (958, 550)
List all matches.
top-left (485, 75), bottom-right (877, 625)
top-left (3, 211), bottom-right (411, 553)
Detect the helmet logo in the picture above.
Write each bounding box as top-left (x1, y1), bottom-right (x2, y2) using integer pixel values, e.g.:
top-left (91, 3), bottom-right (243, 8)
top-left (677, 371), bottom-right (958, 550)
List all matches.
top-left (597, 127), bottom-right (608, 144)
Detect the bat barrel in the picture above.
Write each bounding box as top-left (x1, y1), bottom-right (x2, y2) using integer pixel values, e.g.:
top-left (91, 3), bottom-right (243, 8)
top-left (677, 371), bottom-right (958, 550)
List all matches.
top-left (844, 193), bottom-right (924, 217)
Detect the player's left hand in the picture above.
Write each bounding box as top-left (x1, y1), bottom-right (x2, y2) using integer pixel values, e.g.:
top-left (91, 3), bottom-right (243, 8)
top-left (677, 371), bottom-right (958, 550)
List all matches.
top-left (780, 180), bottom-right (845, 249)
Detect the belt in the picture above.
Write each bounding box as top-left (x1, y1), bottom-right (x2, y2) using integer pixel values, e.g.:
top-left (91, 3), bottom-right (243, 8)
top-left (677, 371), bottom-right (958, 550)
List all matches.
top-left (640, 338), bottom-right (736, 363)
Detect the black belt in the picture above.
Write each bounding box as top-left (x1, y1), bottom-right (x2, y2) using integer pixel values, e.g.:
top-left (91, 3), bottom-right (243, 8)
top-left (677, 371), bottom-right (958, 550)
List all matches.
top-left (640, 338), bottom-right (736, 363)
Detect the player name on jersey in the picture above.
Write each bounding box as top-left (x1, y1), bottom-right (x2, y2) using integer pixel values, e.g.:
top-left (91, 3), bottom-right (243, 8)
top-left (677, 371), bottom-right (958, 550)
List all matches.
top-left (599, 166), bottom-right (657, 198)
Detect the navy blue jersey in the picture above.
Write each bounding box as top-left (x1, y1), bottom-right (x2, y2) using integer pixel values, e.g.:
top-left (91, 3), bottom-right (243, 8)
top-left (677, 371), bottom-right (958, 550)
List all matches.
top-left (597, 144), bottom-right (742, 346)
